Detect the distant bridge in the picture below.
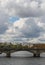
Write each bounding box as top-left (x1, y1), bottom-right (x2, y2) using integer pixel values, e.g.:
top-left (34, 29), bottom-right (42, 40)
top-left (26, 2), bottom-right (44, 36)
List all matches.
top-left (0, 43), bottom-right (45, 57)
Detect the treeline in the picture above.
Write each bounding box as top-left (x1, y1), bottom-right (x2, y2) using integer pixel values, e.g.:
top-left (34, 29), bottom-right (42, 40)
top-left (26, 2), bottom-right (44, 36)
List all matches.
top-left (0, 42), bottom-right (45, 50)
top-left (0, 42), bottom-right (30, 50)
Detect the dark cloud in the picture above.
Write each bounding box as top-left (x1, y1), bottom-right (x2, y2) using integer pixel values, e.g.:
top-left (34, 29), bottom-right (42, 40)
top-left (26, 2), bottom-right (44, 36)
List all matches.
top-left (20, 18), bottom-right (42, 38)
top-left (5, 0), bottom-right (44, 17)
top-left (0, 24), bottom-right (8, 34)
top-left (0, 10), bottom-right (9, 34)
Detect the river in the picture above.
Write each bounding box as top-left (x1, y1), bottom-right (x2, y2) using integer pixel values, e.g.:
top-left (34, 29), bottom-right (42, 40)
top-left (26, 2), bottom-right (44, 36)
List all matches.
top-left (0, 51), bottom-right (45, 65)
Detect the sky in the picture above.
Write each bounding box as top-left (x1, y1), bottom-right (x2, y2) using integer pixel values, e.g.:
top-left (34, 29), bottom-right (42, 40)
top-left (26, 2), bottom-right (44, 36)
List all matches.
top-left (0, 0), bottom-right (45, 43)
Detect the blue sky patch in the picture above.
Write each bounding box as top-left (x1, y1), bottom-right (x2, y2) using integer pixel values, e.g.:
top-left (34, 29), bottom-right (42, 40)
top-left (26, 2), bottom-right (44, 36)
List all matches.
top-left (9, 17), bottom-right (19, 22)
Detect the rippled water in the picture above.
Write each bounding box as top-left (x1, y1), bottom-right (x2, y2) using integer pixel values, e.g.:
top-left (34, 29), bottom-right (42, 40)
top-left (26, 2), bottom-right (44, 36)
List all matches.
top-left (0, 51), bottom-right (45, 65)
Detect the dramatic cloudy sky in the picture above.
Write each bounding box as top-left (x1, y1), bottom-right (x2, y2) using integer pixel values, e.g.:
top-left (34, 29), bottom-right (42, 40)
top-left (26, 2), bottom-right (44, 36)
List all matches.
top-left (0, 0), bottom-right (45, 43)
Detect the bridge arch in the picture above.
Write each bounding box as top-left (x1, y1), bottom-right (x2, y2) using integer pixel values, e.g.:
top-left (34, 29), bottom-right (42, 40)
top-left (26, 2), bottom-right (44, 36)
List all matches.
top-left (11, 51), bottom-right (33, 57)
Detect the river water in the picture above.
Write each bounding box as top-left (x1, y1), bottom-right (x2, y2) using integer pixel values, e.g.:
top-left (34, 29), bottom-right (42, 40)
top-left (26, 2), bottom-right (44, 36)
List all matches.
top-left (0, 51), bottom-right (45, 65)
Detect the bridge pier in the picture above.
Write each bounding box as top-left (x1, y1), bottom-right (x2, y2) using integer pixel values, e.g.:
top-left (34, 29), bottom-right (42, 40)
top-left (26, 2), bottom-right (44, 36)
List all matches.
top-left (33, 54), bottom-right (36, 57)
top-left (6, 52), bottom-right (11, 57)
top-left (33, 54), bottom-right (40, 57)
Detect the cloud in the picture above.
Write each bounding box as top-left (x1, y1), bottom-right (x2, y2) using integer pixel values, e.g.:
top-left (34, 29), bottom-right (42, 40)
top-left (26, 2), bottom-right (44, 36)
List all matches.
top-left (3, 18), bottom-right (42, 42)
top-left (2, 0), bottom-right (44, 17)
top-left (0, 24), bottom-right (8, 34)
top-left (0, 0), bottom-right (45, 43)
top-left (0, 0), bottom-right (45, 18)
top-left (0, 9), bottom-right (9, 34)
top-left (18, 18), bottom-right (42, 38)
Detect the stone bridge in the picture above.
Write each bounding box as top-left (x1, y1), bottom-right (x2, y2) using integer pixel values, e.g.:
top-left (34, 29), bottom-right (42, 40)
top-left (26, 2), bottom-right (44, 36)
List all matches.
top-left (0, 43), bottom-right (45, 57)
